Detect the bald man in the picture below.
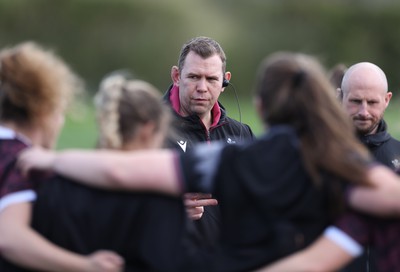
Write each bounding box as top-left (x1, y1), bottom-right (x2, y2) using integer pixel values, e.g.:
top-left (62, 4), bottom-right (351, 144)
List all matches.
top-left (339, 62), bottom-right (400, 272)
top-left (340, 62), bottom-right (400, 170)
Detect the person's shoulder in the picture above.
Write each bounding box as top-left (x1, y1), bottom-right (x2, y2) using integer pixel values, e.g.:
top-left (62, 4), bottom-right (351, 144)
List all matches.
top-left (223, 116), bottom-right (254, 135)
top-left (258, 125), bottom-right (300, 150)
top-left (223, 116), bottom-right (248, 126)
top-left (0, 138), bottom-right (29, 165)
top-left (385, 134), bottom-right (400, 152)
top-left (389, 134), bottom-right (400, 144)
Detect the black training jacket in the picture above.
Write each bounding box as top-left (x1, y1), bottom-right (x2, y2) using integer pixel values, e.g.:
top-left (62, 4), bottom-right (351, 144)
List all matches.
top-left (163, 85), bottom-right (254, 252)
top-left (359, 119), bottom-right (400, 171)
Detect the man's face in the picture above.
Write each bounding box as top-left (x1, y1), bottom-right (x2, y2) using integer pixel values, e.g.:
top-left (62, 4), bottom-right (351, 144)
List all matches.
top-left (342, 77), bottom-right (391, 136)
top-left (174, 51), bottom-right (226, 119)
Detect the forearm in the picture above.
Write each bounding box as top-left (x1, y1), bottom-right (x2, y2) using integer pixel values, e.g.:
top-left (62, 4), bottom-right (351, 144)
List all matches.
top-left (52, 149), bottom-right (182, 195)
top-left (349, 165), bottom-right (400, 217)
top-left (258, 230), bottom-right (355, 272)
top-left (2, 226), bottom-right (90, 272)
top-left (0, 203), bottom-right (91, 272)
top-left (52, 149), bottom-right (122, 189)
top-left (257, 251), bottom-right (317, 272)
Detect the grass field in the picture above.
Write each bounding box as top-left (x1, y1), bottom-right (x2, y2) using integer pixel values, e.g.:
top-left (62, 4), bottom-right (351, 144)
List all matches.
top-left (57, 97), bottom-right (400, 149)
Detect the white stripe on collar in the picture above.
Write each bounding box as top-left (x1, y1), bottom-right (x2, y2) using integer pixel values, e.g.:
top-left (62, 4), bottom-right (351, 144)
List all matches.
top-left (0, 125), bottom-right (32, 145)
top-left (0, 125), bottom-right (16, 139)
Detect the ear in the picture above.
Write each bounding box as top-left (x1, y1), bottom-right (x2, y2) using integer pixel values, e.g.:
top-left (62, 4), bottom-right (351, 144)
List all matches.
top-left (336, 88), bottom-right (343, 101)
top-left (385, 91), bottom-right (393, 106)
top-left (171, 66), bottom-right (180, 86)
top-left (225, 71), bottom-right (231, 81)
top-left (221, 71), bottom-right (232, 92)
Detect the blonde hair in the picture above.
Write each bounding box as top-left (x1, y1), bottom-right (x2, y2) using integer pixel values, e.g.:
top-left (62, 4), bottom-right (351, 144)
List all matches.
top-left (95, 74), bottom-right (170, 149)
top-left (0, 42), bottom-right (81, 127)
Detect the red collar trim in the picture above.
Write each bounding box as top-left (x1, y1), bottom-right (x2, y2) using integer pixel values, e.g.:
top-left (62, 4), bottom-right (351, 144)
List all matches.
top-left (169, 85), bottom-right (222, 127)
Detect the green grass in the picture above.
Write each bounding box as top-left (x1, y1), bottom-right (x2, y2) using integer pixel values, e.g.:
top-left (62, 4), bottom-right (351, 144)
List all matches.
top-left (57, 103), bottom-right (98, 149)
top-left (385, 99), bottom-right (400, 139)
top-left (57, 97), bottom-right (400, 149)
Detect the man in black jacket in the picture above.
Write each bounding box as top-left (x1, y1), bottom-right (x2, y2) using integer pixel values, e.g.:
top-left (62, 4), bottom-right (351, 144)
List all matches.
top-left (163, 36), bottom-right (254, 251)
top-left (339, 62), bottom-right (400, 271)
top-left (340, 62), bottom-right (400, 172)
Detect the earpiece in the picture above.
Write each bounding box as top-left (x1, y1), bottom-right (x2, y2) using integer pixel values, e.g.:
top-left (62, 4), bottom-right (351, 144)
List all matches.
top-left (222, 78), bottom-right (229, 87)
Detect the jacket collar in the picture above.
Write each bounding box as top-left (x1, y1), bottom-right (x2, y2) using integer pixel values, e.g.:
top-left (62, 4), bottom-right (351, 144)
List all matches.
top-left (358, 119), bottom-right (391, 147)
top-left (164, 84), bottom-right (224, 128)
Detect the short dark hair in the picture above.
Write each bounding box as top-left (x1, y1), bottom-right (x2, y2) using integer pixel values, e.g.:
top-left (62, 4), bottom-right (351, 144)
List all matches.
top-left (177, 36), bottom-right (227, 74)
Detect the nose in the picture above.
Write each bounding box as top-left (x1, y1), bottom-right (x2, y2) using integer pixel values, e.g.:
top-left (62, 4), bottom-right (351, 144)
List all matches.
top-left (358, 102), bottom-right (369, 117)
top-left (196, 78), bottom-right (207, 92)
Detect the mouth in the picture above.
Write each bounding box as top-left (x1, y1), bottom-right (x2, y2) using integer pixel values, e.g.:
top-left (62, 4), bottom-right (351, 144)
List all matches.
top-left (354, 119), bottom-right (371, 125)
top-left (192, 97), bottom-right (208, 100)
top-left (192, 98), bottom-right (209, 103)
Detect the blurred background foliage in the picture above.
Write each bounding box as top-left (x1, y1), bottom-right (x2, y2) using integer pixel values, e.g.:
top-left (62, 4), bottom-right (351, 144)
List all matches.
top-left (1, 0), bottom-right (399, 147)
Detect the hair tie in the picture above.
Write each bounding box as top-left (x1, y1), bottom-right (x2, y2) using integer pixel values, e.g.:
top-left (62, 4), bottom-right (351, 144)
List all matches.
top-left (292, 70), bottom-right (306, 88)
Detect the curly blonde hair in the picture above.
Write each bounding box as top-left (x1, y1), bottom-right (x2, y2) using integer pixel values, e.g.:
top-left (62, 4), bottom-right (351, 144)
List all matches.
top-left (0, 42), bottom-right (81, 127)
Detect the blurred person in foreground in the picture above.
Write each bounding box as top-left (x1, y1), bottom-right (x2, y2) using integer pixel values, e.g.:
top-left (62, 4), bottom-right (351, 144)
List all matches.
top-left (260, 62), bottom-right (400, 272)
top-left (0, 42), bottom-right (123, 272)
top-left (30, 74), bottom-right (197, 271)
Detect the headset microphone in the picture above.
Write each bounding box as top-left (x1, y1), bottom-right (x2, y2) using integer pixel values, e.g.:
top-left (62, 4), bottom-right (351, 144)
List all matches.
top-left (222, 78), bottom-right (230, 87)
top-left (221, 80), bottom-right (244, 141)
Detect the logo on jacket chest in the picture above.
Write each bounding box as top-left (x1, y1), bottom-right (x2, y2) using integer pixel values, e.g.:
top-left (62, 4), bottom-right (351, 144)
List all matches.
top-left (177, 140), bottom-right (187, 152)
top-left (392, 158), bottom-right (400, 170)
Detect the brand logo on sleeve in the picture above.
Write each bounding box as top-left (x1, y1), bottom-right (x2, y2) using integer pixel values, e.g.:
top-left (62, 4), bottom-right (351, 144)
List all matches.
top-left (177, 140), bottom-right (187, 152)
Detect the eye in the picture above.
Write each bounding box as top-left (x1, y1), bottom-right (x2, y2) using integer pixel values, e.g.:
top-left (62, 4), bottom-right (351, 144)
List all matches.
top-left (349, 99), bottom-right (361, 104)
top-left (188, 75), bottom-right (198, 79)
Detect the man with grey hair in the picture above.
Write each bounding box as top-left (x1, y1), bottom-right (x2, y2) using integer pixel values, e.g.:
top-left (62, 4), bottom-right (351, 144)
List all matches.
top-left (339, 61), bottom-right (400, 271)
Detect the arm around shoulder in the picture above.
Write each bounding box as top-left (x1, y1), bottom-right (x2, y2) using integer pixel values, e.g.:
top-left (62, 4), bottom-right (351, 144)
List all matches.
top-left (257, 233), bottom-right (354, 272)
top-left (0, 202), bottom-right (123, 272)
top-left (18, 147), bottom-right (182, 196)
top-left (348, 164), bottom-right (400, 217)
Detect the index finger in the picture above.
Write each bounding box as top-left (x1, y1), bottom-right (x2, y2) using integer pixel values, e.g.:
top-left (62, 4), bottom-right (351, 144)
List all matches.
top-left (184, 198), bottom-right (218, 207)
top-left (184, 192), bottom-right (213, 200)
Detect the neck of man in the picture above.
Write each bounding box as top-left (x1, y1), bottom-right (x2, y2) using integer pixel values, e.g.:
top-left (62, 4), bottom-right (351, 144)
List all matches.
top-left (179, 108), bottom-right (214, 131)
